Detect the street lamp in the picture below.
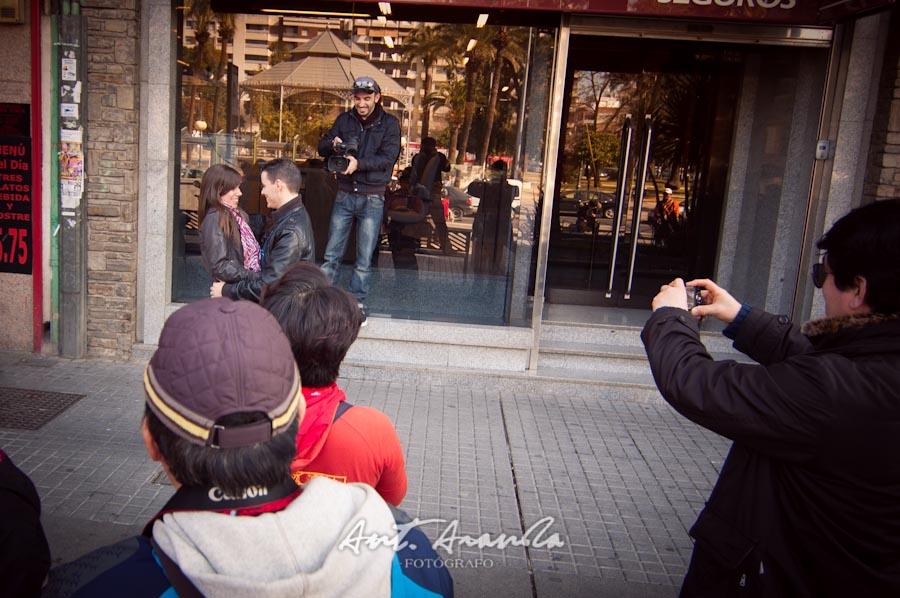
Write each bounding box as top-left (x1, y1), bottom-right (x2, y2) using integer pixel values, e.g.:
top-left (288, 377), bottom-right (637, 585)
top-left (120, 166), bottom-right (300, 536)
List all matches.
top-left (194, 93), bottom-right (207, 134)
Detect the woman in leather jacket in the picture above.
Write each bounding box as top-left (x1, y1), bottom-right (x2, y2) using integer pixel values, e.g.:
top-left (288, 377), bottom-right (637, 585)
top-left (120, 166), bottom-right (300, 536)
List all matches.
top-left (198, 164), bottom-right (260, 283)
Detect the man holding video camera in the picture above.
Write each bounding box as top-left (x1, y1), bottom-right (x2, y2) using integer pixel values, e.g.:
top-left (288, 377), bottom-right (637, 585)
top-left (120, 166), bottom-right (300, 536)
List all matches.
top-left (318, 76), bottom-right (401, 325)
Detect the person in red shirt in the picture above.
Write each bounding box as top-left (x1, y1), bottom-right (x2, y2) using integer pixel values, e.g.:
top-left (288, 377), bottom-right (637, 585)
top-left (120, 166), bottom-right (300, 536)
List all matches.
top-left (261, 262), bottom-right (407, 505)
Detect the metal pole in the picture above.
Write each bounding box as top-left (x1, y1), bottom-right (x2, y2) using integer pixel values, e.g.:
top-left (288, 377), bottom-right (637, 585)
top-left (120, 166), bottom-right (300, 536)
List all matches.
top-left (624, 115), bottom-right (652, 300)
top-left (605, 115), bottom-right (632, 298)
top-left (512, 28), bottom-right (533, 177)
top-left (58, 13), bottom-right (88, 357)
top-left (528, 16), bottom-right (570, 371)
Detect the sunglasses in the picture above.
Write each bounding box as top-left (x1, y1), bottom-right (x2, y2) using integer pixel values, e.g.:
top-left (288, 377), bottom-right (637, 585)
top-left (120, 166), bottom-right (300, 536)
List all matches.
top-left (352, 79), bottom-right (378, 93)
top-left (811, 256), bottom-right (829, 289)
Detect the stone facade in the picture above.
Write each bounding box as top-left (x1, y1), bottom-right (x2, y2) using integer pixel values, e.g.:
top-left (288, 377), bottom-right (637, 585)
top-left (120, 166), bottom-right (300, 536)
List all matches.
top-left (83, 0), bottom-right (140, 358)
top-left (3, 4), bottom-right (896, 360)
top-left (0, 6), bottom-right (34, 352)
top-left (865, 6), bottom-right (900, 203)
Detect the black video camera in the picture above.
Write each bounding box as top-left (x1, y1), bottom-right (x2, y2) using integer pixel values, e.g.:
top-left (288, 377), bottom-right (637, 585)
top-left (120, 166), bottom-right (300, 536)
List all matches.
top-left (326, 138), bottom-right (359, 174)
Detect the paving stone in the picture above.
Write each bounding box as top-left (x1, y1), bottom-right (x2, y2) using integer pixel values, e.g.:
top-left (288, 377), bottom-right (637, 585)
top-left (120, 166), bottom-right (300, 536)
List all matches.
top-left (0, 348), bottom-right (731, 595)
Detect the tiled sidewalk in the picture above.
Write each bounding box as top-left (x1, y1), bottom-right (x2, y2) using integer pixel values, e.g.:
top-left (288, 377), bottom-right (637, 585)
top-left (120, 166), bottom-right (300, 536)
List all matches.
top-left (0, 349), bottom-right (730, 597)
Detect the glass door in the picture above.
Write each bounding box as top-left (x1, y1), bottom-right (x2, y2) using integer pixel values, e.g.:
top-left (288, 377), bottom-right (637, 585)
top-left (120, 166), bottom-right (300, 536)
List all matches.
top-left (545, 35), bottom-right (742, 307)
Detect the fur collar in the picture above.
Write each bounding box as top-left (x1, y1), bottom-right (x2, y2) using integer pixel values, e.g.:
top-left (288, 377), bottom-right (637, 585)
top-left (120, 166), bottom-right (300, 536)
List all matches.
top-left (800, 312), bottom-right (900, 339)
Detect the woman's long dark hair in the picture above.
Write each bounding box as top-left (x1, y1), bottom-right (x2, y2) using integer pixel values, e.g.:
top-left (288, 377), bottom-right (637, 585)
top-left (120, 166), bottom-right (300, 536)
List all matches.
top-left (200, 164), bottom-right (243, 245)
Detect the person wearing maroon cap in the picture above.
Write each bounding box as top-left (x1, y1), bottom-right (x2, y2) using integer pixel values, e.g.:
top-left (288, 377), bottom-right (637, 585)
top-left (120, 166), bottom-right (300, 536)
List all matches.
top-left (46, 298), bottom-right (452, 598)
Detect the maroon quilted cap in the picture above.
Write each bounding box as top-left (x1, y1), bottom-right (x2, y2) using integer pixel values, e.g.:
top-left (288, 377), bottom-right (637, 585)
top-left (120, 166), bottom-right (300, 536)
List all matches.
top-left (144, 298), bottom-right (304, 449)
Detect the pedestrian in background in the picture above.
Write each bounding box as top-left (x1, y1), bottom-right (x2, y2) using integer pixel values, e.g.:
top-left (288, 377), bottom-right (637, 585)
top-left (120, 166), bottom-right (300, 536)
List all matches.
top-left (409, 136), bottom-right (451, 253)
top-left (467, 159), bottom-right (517, 275)
top-left (642, 198), bottom-right (900, 597)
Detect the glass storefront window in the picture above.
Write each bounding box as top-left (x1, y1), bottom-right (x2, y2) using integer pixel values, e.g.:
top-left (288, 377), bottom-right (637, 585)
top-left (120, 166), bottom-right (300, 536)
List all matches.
top-left (171, 9), bottom-right (554, 327)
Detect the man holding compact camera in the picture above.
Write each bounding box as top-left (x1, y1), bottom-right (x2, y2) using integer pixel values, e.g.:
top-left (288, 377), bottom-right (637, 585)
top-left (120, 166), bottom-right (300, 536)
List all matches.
top-left (642, 198), bottom-right (900, 597)
top-left (318, 76), bottom-right (401, 324)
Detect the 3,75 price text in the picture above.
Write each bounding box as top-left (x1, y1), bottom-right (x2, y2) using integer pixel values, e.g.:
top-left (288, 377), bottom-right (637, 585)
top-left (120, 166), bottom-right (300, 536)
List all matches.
top-left (0, 225), bottom-right (28, 265)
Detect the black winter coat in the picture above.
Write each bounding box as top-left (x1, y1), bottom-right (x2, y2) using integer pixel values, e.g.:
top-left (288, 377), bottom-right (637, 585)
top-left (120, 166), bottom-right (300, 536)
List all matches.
top-left (318, 105), bottom-right (400, 195)
top-left (199, 207), bottom-right (255, 283)
top-left (642, 306), bottom-right (900, 597)
top-left (223, 195), bottom-right (314, 303)
top-left (1, 449), bottom-right (50, 597)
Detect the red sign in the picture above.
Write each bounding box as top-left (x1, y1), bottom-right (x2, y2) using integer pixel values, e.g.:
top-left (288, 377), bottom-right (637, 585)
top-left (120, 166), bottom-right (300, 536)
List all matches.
top-left (0, 136), bottom-right (33, 274)
top-left (383, 0), bottom-right (820, 24)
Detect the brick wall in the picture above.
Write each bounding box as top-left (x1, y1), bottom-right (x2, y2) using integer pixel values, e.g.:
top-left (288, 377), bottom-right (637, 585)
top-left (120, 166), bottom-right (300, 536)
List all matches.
top-left (865, 6), bottom-right (900, 203)
top-left (83, 0), bottom-right (140, 358)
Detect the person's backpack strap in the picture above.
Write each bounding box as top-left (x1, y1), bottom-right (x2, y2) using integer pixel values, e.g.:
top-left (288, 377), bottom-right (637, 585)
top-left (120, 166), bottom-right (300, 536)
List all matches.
top-left (150, 538), bottom-right (205, 598)
top-left (333, 401), bottom-right (353, 422)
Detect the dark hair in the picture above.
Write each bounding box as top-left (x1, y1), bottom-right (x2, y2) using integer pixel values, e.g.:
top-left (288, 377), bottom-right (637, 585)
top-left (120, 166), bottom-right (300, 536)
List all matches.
top-left (200, 164), bottom-right (243, 245)
top-left (260, 158), bottom-right (302, 195)
top-left (261, 262), bottom-right (362, 387)
top-left (817, 198), bottom-right (900, 314)
top-left (422, 137), bottom-right (437, 152)
top-left (490, 159), bottom-right (508, 173)
top-left (145, 406), bottom-right (298, 496)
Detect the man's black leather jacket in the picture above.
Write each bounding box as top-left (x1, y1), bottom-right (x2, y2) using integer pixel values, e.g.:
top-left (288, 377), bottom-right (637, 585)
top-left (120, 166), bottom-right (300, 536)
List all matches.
top-left (223, 195), bottom-right (315, 302)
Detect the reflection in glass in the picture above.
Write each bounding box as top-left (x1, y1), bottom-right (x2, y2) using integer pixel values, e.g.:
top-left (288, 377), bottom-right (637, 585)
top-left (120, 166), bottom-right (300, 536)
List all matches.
top-left (543, 36), bottom-right (741, 308)
top-left (173, 9), bottom-right (552, 326)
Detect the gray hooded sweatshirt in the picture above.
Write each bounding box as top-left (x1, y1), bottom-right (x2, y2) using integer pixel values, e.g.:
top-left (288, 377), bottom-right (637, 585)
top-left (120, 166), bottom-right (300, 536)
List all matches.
top-left (151, 476), bottom-right (397, 598)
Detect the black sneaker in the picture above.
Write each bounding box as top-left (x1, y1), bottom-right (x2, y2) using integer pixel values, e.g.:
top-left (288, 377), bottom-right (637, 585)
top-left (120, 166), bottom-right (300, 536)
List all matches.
top-left (358, 303), bottom-right (368, 327)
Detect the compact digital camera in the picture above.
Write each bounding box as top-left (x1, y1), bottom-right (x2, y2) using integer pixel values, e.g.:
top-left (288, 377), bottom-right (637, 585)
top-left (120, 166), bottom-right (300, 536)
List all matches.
top-left (685, 285), bottom-right (703, 310)
top-left (326, 138), bottom-right (359, 174)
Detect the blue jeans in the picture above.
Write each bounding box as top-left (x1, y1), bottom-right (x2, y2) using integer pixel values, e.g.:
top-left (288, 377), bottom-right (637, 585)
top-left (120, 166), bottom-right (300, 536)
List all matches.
top-left (321, 191), bottom-right (384, 303)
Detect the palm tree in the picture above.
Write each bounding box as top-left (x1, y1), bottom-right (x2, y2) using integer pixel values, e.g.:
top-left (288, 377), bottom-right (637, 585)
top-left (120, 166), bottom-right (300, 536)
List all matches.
top-left (183, 0), bottom-right (215, 162)
top-left (269, 16), bottom-right (292, 66)
top-left (210, 12), bottom-right (235, 133)
top-left (477, 26), bottom-right (526, 168)
top-left (402, 25), bottom-right (449, 139)
top-left (424, 80), bottom-right (466, 163)
top-left (186, 0), bottom-right (214, 78)
top-left (446, 24), bottom-right (493, 165)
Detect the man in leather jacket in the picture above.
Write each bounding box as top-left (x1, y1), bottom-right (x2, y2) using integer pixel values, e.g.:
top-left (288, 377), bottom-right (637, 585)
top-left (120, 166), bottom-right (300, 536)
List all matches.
top-left (211, 158), bottom-right (314, 302)
top-left (318, 77), bottom-right (401, 322)
top-left (642, 198), bottom-right (900, 597)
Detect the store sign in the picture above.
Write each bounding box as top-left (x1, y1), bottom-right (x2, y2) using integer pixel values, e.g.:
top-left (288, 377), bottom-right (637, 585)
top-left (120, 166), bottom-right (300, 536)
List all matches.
top-left (0, 103), bottom-right (32, 275)
top-left (607, 0), bottom-right (816, 24)
top-left (353, 0), bottom-right (823, 24)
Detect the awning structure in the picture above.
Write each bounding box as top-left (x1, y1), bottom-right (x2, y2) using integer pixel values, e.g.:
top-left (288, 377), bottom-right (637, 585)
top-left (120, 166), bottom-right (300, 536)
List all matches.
top-left (241, 30), bottom-right (412, 109)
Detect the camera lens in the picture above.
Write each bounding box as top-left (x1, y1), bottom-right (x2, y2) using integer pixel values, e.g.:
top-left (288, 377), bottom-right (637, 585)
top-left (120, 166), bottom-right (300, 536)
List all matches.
top-left (685, 286), bottom-right (702, 309)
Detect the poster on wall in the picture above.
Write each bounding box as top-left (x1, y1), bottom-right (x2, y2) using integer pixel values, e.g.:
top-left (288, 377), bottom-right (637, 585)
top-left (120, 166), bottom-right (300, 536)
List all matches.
top-left (0, 103), bottom-right (32, 275)
top-left (59, 134), bottom-right (84, 210)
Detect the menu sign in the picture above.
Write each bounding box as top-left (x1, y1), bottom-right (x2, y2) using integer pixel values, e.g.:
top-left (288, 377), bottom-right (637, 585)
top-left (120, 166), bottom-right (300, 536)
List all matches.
top-left (0, 103), bottom-right (32, 275)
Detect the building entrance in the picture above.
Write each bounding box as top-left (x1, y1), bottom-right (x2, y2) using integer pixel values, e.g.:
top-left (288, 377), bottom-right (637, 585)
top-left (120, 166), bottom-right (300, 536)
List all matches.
top-left (545, 35), bottom-right (742, 309)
